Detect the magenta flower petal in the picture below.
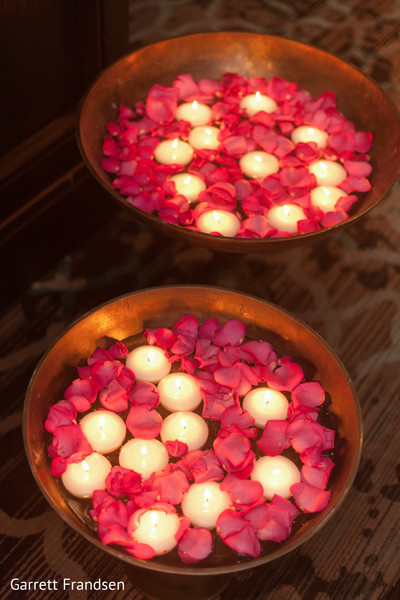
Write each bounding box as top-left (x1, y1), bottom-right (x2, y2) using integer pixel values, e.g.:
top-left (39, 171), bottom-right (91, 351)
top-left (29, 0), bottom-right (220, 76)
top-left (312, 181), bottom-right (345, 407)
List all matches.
top-left (271, 494), bottom-right (300, 520)
top-left (51, 457), bottom-right (67, 476)
top-left (126, 405), bottom-right (163, 439)
top-left (261, 361), bottom-right (304, 392)
top-left (301, 457), bottom-right (334, 489)
top-left (220, 405), bottom-right (256, 438)
top-left (182, 449), bottom-right (224, 483)
top-left (128, 381), bottom-right (159, 408)
top-left (125, 542), bottom-right (156, 560)
top-left (170, 315), bottom-right (199, 355)
top-left (320, 211), bottom-right (347, 228)
top-left (48, 424), bottom-right (92, 462)
top-left (291, 381), bottom-right (325, 408)
top-left (178, 528), bottom-right (213, 564)
top-left (64, 378), bottom-right (98, 412)
top-left (257, 420), bottom-right (290, 456)
top-left (212, 320), bottom-right (246, 347)
top-left (243, 502), bottom-right (292, 542)
top-left (287, 418), bottom-right (323, 453)
top-left (198, 317), bottom-right (219, 340)
top-left (239, 340), bottom-right (277, 365)
top-left (145, 327), bottom-right (176, 349)
top-left (106, 466), bottom-right (143, 498)
top-left (146, 84), bottom-right (179, 123)
top-left (99, 379), bottom-right (130, 412)
top-left (45, 400), bottom-right (77, 433)
top-left (291, 481), bottom-right (331, 512)
top-left (220, 473), bottom-right (263, 507)
top-left (90, 360), bottom-right (120, 390)
top-left (149, 468), bottom-right (190, 505)
top-left (217, 509), bottom-right (261, 557)
top-left (213, 431), bottom-right (255, 479)
top-left (165, 439), bottom-right (189, 457)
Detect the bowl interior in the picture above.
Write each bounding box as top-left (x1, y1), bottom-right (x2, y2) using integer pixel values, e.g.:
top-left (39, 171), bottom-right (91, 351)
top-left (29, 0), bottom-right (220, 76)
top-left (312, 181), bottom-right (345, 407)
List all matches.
top-left (77, 32), bottom-right (400, 252)
top-left (24, 286), bottom-right (362, 575)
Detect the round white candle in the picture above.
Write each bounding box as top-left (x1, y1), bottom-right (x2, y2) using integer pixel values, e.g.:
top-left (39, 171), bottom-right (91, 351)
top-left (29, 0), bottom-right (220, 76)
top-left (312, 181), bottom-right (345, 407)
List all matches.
top-left (79, 410), bottom-right (126, 454)
top-left (310, 185), bottom-right (346, 213)
top-left (188, 126), bottom-right (220, 150)
top-left (251, 455), bottom-right (301, 499)
top-left (119, 438), bottom-right (169, 480)
top-left (126, 345), bottom-right (171, 383)
top-left (170, 173), bottom-right (206, 203)
top-left (239, 151), bottom-right (280, 179)
top-left (181, 482), bottom-right (231, 529)
top-left (132, 509), bottom-right (181, 555)
top-left (176, 100), bottom-right (212, 126)
top-left (158, 373), bottom-right (202, 412)
top-left (240, 91), bottom-right (277, 116)
top-left (291, 125), bottom-right (329, 148)
top-left (154, 138), bottom-right (194, 165)
top-left (267, 203), bottom-right (306, 233)
top-left (242, 387), bottom-right (289, 428)
top-left (61, 452), bottom-right (112, 498)
top-left (197, 210), bottom-right (241, 237)
top-left (160, 411), bottom-right (209, 451)
top-left (309, 160), bottom-right (347, 186)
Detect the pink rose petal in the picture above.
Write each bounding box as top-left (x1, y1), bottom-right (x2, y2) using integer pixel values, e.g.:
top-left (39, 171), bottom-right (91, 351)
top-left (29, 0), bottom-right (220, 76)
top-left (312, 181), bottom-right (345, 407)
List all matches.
top-left (291, 481), bottom-right (331, 512)
top-left (126, 405), bottom-right (163, 439)
top-left (178, 528), bottom-right (213, 564)
top-left (217, 509), bottom-right (261, 557)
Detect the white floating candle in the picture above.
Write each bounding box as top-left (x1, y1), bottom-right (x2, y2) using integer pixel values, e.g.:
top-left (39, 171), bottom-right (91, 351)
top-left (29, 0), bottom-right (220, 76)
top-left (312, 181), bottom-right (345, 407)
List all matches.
top-left (181, 482), bottom-right (231, 529)
top-left (61, 452), bottom-right (112, 498)
top-left (176, 100), bottom-right (212, 126)
top-left (291, 125), bottom-right (329, 148)
top-left (309, 160), bottom-right (347, 186)
top-left (154, 138), bottom-right (194, 165)
top-left (240, 91), bottom-right (277, 116)
top-left (239, 151), bottom-right (280, 179)
top-left (79, 410), bottom-right (126, 454)
top-left (158, 373), bottom-right (202, 412)
top-left (310, 185), bottom-right (346, 213)
top-left (267, 203), bottom-right (306, 233)
top-left (119, 438), bottom-right (169, 480)
top-left (126, 345), bottom-right (171, 383)
top-left (160, 411), bottom-right (209, 451)
top-left (188, 126), bottom-right (220, 150)
top-left (197, 209), bottom-right (241, 237)
top-left (251, 455), bottom-right (301, 499)
top-left (131, 509), bottom-right (181, 555)
top-left (170, 173), bottom-right (206, 203)
top-left (242, 387), bottom-right (289, 428)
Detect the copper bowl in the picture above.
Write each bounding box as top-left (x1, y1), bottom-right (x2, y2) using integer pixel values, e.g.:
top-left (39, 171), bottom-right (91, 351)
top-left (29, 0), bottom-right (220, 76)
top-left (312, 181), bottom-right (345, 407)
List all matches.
top-left (23, 286), bottom-right (362, 599)
top-left (77, 32), bottom-right (400, 253)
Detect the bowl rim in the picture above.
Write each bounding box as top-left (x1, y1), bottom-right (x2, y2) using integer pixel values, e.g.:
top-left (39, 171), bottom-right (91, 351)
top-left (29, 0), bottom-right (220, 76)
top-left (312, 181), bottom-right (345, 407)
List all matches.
top-left (23, 284), bottom-right (363, 575)
top-left (76, 31), bottom-right (400, 251)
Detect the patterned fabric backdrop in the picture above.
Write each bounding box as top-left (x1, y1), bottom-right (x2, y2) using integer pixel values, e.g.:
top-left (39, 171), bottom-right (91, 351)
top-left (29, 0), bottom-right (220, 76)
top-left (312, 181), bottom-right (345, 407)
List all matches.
top-left (1, 1), bottom-right (400, 599)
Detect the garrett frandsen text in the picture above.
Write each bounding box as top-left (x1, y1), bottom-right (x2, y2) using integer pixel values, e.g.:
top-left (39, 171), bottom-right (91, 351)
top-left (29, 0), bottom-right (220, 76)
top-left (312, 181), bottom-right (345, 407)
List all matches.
top-left (10, 578), bottom-right (125, 591)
